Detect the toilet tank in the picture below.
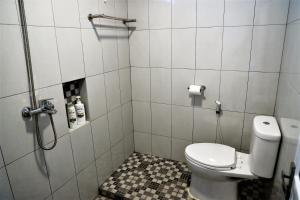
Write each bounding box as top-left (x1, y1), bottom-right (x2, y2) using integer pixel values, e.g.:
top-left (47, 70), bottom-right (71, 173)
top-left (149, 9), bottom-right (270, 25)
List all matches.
top-left (249, 116), bottom-right (281, 178)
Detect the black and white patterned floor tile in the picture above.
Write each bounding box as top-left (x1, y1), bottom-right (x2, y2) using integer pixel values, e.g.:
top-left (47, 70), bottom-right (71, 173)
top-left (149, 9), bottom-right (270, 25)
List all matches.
top-left (98, 152), bottom-right (275, 200)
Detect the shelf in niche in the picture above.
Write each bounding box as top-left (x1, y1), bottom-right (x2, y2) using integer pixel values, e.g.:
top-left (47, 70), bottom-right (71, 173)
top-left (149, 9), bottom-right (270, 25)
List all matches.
top-left (68, 121), bottom-right (90, 133)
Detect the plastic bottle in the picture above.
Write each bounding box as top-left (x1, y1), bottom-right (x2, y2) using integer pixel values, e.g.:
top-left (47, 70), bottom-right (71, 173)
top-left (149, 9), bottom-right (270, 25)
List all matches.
top-left (67, 102), bottom-right (78, 129)
top-left (74, 96), bottom-right (86, 125)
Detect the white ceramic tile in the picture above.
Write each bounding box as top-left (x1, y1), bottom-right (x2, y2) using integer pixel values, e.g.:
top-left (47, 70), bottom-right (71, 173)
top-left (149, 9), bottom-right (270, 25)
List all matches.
top-left (77, 163), bottom-right (98, 200)
top-left (119, 68), bottom-right (132, 104)
top-left (55, 28), bottom-right (85, 82)
top-left (28, 26), bottom-right (61, 89)
top-left (98, 0), bottom-right (116, 26)
top-left (101, 29), bottom-right (118, 72)
top-left (224, 0), bottom-right (255, 26)
top-left (218, 111), bottom-right (244, 149)
top-left (196, 27), bottom-right (222, 70)
top-left (122, 102), bottom-right (133, 137)
top-left (81, 28), bottom-right (103, 76)
top-left (91, 115), bottom-right (110, 159)
top-left (152, 135), bottom-right (171, 159)
top-left (171, 138), bottom-right (191, 162)
top-left (115, 0), bottom-right (128, 19)
top-left (255, 0), bottom-right (289, 25)
top-left (246, 72), bottom-right (279, 115)
top-left (222, 26), bottom-right (252, 71)
top-left (77, 0), bottom-right (99, 28)
top-left (172, 28), bottom-right (196, 69)
top-left (124, 134), bottom-right (135, 158)
top-left (289, 0), bottom-right (300, 23)
top-left (108, 107), bottom-right (123, 146)
top-left (194, 70), bottom-right (220, 109)
top-left (149, 0), bottom-right (171, 29)
top-left (111, 140), bottom-right (125, 169)
top-left (193, 108), bottom-right (217, 143)
top-left (105, 71), bottom-right (121, 111)
top-left (45, 135), bottom-right (75, 191)
top-left (52, 0), bottom-right (80, 27)
top-left (24, 0), bottom-right (54, 26)
top-left (7, 150), bottom-right (51, 200)
top-left (128, 0), bottom-right (149, 29)
top-left (96, 151), bottom-right (112, 185)
top-left (250, 25), bottom-right (286, 72)
top-left (197, 0), bottom-right (224, 27)
top-left (70, 123), bottom-right (94, 173)
top-left (52, 177), bottom-right (80, 200)
top-left (118, 30), bottom-right (130, 68)
top-left (0, 25), bottom-right (28, 98)
top-left (172, 105), bottom-right (193, 141)
top-left (172, 69), bottom-right (195, 106)
top-left (129, 30), bottom-right (149, 67)
top-left (151, 68), bottom-right (171, 104)
top-left (83, 74), bottom-right (107, 120)
top-left (0, 93), bottom-right (34, 164)
top-left (134, 132), bottom-right (151, 154)
top-left (151, 103), bottom-right (171, 137)
top-left (132, 101), bottom-right (151, 133)
top-left (131, 67), bottom-right (150, 101)
top-left (0, 0), bottom-right (19, 24)
top-left (150, 29), bottom-right (171, 68)
top-left (172, 0), bottom-right (196, 28)
top-left (241, 113), bottom-right (255, 152)
top-left (220, 71), bottom-right (248, 112)
top-left (0, 168), bottom-right (13, 200)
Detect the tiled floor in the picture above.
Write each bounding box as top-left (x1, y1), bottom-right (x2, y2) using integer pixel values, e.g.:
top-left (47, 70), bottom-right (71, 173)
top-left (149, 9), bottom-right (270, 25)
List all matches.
top-left (98, 152), bottom-right (275, 200)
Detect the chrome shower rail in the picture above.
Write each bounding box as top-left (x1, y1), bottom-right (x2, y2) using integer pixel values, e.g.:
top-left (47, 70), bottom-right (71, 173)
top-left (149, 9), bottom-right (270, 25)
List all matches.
top-left (88, 13), bottom-right (136, 24)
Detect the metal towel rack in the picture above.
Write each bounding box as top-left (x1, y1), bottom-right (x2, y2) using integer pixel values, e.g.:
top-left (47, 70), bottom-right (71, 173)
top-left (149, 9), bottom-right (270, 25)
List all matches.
top-left (88, 14), bottom-right (136, 24)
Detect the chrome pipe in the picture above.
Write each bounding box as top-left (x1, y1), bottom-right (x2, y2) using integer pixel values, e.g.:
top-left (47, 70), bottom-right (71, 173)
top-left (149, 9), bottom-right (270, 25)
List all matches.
top-left (88, 13), bottom-right (136, 24)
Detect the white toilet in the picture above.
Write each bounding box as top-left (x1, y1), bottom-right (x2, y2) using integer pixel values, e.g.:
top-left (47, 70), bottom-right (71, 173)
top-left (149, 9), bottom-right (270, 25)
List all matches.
top-left (185, 116), bottom-right (281, 200)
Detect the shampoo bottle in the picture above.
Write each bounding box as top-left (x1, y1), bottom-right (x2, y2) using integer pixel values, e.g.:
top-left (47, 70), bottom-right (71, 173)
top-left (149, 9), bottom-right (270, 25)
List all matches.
top-left (75, 96), bottom-right (86, 125)
top-left (67, 102), bottom-right (78, 129)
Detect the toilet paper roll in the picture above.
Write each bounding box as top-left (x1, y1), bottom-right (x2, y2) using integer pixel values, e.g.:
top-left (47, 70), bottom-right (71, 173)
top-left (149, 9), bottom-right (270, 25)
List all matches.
top-left (188, 85), bottom-right (202, 95)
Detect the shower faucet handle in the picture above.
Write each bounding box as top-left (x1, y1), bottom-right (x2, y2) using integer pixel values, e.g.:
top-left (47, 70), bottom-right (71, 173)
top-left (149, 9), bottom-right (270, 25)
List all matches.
top-left (39, 98), bottom-right (57, 114)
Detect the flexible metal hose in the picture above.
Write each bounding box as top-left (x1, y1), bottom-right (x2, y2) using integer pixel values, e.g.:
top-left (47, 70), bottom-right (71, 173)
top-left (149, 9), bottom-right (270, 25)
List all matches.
top-left (35, 114), bottom-right (58, 150)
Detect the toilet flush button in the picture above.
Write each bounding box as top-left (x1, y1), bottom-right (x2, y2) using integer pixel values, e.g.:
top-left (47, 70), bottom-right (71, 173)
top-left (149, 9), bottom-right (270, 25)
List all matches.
top-left (263, 121), bottom-right (270, 125)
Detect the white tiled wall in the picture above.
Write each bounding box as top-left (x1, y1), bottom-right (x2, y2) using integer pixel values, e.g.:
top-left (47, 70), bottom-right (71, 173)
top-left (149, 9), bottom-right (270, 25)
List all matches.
top-left (128, 0), bottom-right (288, 159)
top-left (0, 0), bottom-right (133, 199)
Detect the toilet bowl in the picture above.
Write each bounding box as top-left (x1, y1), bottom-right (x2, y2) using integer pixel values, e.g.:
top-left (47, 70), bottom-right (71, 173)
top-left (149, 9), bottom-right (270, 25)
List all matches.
top-left (185, 116), bottom-right (281, 200)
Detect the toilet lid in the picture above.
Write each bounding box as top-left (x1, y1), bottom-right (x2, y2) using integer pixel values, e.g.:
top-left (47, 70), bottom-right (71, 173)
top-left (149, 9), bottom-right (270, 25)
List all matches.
top-left (185, 143), bottom-right (236, 169)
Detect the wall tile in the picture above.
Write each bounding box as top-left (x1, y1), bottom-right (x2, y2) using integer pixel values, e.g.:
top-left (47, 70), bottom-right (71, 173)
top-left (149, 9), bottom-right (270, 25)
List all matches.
top-left (0, 25), bottom-right (28, 98)
top-left (149, 0), bottom-right (171, 29)
top-left (111, 140), bottom-right (125, 170)
top-left (172, 28), bottom-right (196, 69)
top-left (91, 115), bottom-right (110, 159)
top-left (194, 70), bottom-right (220, 109)
top-left (152, 135), bottom-right (171, 159)
top-left (122, 102), bottom-right (134, 137)
top-left (172, 0), bottom-right (196, 28)
top-left (193, 108), bottom-right (217, 143)
top-left (115, 0), bottom-right (128, 19)
top-left (150, 29), bottom-right (171, 68)
top-left (220, 71), bottom-right (248, 112)
top-left (130, 30), bottom-right (149, 67)
top-left (105, 71), bottom-right (121, 111)
top-left (131, 67), bottom-right (150, 101)
top-left (128, 0), bottom-right (149, 29)
top-left (77, 0), bottom-right (99, 28)
top-left (7, 150), bottom-right (51, 200)
top-left (171, 139), bottom-right (191, 162)
top-left (108, 107), bottom-right (123, 146)
top-left (0, 0), bottom-right (19, 24)
top-left (124, 134), bottom-right (134, 158)
top-left (246, 72), bottom-right (279, 115)
top-left (255, 0), bottom-right (289, 25)
top-left (83, 74), bottom-right (107, 120)
top-left (52, 0), bottom-right (80, 27)
top-left (250, 25), bottom-right (286, 72)
top-left (45, 135), bottom-right (75, 191)
top-left (241, 113), bottom-right (256, 152)
top-left (224, 0), bottom-right (255, 26)
top-left (196, 27), bottom-right (222, 70)
top-left (0, 168), bottom-right (13, 200)
top-left (52, 177), bottom-right (80, 200)
top-left (56, 28), bottom-right (85, 82)
top-left (172, 69), bottom-right (194, 106)
top-left (118, 30), bottom-right (130, 68)
top-left (28, 26), bottom-right (61, 89)
top-left (24, 0), bottom-right (54, 26)
top-left (288, 0), bottom-right (300, 23)
top-left (96, 151), bottom-right (112, 185)
top-left (197, 0), bottom-right (224, 27)
top-left (119, 68), bottom-right (132, 104)
top-left (99, 0), bottom-right (116, 26)
top-left (77, 163), bottom-right (98, 200)
top-left (151, 68), bottom-right (171, 104)
top-left (152, 103), bottom-right (171, 137)
top-left (101, 29), bottom-right (119, 72)
top-left (81, 28), bottom-right (103, 76)
top-left (70, 123), bottom-right (94, 173)
top-left (132, 101), bottom-right (151, 133)
top-left (134, 132), bottom-right (151, 154)
top-left (0, 150), bottom-right (3, 168)
top-left (172, 105), bottom-right (193, 141)
top-left (222, 26), bottom-right (252, 71)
